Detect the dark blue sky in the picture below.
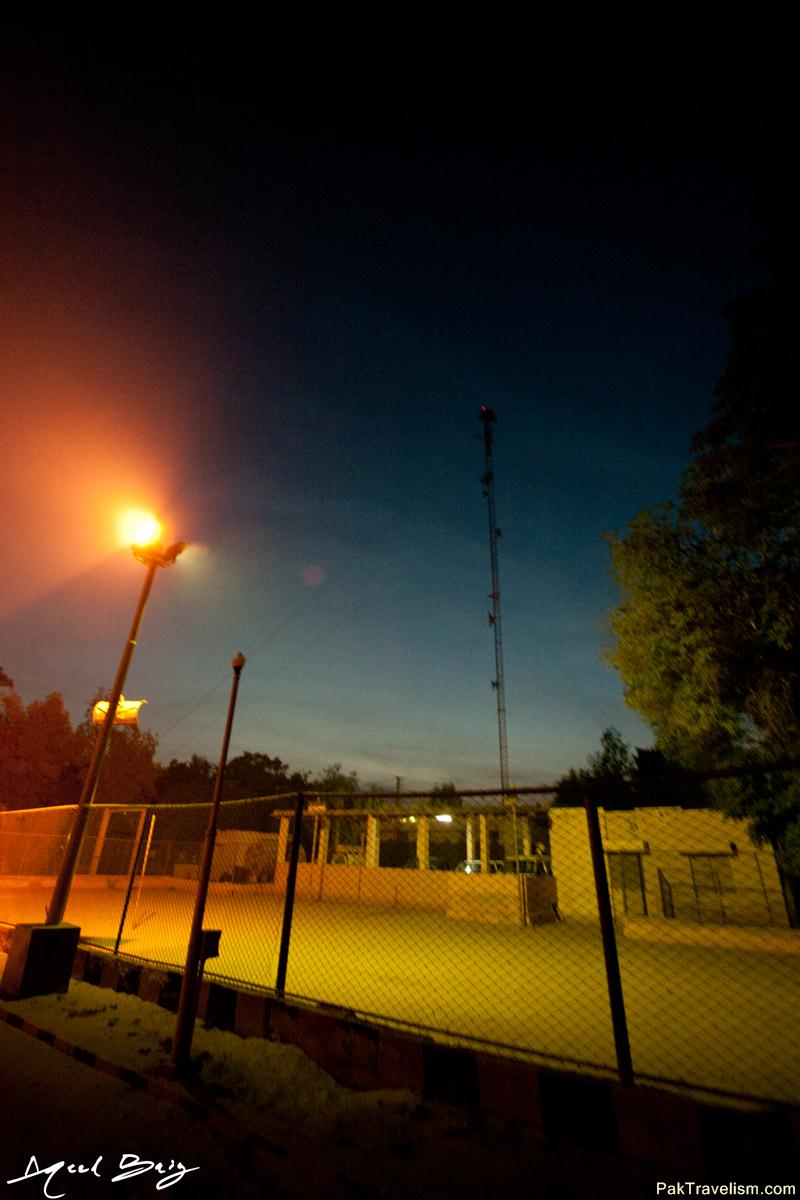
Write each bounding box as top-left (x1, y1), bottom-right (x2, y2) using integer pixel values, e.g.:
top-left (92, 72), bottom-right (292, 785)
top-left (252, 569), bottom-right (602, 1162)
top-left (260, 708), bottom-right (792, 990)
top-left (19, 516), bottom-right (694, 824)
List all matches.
top-left (1, 45), bottom-right (798, 786)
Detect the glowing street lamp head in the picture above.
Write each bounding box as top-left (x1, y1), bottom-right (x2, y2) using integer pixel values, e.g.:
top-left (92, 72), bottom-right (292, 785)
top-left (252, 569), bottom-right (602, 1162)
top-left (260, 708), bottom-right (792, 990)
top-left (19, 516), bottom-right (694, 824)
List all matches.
top-left (92, 696), bottom-right (147, 726)
top-left (118, 508), bottom-right (162, 548)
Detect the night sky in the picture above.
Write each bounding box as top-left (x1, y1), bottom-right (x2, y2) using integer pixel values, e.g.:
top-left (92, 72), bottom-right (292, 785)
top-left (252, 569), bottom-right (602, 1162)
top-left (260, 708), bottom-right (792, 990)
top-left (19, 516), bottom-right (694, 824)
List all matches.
top-left (2, 38), bottom-right (798, 788)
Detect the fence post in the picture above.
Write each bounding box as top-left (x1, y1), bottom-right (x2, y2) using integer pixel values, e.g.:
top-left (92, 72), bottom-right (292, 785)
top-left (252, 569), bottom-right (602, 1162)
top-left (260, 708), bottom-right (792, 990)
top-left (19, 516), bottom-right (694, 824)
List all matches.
top-left (88, 808), bottom-right (111, 875)
top-left (583, 791), bottom-right (634, 1087)
top-left (316, 816), bottom-right (330, 901)
top-left (275, 790), bottom-right (305, 997)
top-left (171, 653), bottom-right (246, 1074)
top-left (125, 808), bottom-right (148, 877)
top-left (113, 809), bottom-right (152, 955)
top-left (128, 813), bottom-right (156, 929)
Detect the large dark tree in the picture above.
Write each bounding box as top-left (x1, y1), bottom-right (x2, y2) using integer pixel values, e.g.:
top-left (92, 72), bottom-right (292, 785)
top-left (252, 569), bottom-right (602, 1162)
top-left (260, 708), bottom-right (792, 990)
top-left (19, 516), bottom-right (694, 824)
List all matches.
top-left (606, 166), bottom-right (800, 881)
top-left (76, 694), bottom-right (160, 808)
top-left (0, 684), bottom-right (83, 809)
top-left (1, 673), bottom-right (161, 810)
top-left (553, 728), bottom-right (705, 809)
top-left (155, 754), bottom-right (216, 805)
top-left (309, 762), bottom-right (359, 796)
top-left (553, 726), bottom-right (633, 807)
top-left (155, 751), bottom-right (306, 835)
top-left (223, 751), bottom-right (307, 800)
top-left (429, 781), bottom-right (463, 807)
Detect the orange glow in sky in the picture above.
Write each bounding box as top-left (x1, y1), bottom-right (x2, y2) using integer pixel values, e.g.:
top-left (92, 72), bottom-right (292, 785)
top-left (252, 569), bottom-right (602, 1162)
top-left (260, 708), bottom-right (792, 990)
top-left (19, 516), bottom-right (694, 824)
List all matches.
top-left (0, 305), bottom-right (197, 619)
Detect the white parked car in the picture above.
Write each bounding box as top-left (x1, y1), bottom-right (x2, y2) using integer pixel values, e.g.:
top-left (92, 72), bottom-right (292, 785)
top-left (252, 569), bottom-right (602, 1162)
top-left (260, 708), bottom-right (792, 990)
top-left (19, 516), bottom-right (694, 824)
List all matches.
top-left (454, 859), bottom-right (505, 874)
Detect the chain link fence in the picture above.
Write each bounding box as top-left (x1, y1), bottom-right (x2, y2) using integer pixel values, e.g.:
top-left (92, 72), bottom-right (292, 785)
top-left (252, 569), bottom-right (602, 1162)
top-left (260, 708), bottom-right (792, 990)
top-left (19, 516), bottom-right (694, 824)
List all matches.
top-left (0, 777), bottom-right (798, 1105)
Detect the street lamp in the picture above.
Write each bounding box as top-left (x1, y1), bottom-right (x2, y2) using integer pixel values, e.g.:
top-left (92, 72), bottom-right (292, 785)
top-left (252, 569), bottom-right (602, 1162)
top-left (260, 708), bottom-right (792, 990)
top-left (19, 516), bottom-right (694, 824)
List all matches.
top-left (92, 696), bottom-right (147, 726)
top-left (46, 534), bottom-right (186, 926)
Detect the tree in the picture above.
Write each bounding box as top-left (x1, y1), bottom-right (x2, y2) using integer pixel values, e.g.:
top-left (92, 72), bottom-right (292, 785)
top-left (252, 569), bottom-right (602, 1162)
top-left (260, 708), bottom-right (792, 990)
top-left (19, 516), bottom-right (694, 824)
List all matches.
top-left (310, 762), bottom-right (360, 796)
top-left (587, 728), bottom-right (633, 780)
top-left (554, 727), bottom-right (633, 807)
top-left (0, 682), bottom-right (84, 809)
top-left (606, 506), bottom-right (753, 764)
top-left (75, 694), bottom-right (159, 808)
top-left (155, 755), bottom-right (216, 805)
top-left (681, 164), bottom-right (800, 561)
top-left (606, 167), bottom-right (800, 881)
top-left (223, 751), bottom-right (307, 801)
top-left (554, 728), bottom-right (708, 810)
top-left (429, 782), bottom-right (462, 805)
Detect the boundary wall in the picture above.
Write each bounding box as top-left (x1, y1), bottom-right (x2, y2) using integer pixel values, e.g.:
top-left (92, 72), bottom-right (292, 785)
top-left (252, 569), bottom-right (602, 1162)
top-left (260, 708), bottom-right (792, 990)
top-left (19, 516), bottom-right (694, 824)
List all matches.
top-left (273, 861), bottom-right (556, 925)
top-left (12, 935), bottom-right (797, 1182)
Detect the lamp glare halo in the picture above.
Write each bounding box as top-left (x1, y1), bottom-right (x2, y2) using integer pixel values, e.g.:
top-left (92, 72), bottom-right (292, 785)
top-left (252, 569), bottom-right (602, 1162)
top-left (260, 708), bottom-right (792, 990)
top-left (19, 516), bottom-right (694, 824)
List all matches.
top-left (118, 508), bottom-right (163, 548)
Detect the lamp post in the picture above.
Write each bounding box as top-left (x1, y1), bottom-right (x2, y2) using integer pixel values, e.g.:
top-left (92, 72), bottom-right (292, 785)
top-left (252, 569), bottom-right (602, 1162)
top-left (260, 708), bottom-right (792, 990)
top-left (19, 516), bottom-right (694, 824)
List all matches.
top-left (172, 652), bottom-right (246, 1074)
top-left (46, 537), bottom-right (185, 926)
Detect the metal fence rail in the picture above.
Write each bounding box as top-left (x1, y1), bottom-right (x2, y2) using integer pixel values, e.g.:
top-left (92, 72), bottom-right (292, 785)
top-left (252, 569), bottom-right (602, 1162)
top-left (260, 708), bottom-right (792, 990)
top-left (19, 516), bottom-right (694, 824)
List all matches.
top-left (0, 781), bottom-right (798, 1105)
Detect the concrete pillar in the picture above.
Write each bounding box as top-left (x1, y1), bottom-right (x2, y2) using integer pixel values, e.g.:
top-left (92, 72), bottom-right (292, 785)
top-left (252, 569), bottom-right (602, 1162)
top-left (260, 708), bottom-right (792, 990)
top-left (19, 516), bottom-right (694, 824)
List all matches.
top-left (416, 817), bottom-right (430, 870)
top-left (317, 818), bottom-right (330, 865)
top-left (465, 814), bottom-right (475, 862)
top-left (479, 814), bottom-right (490, 874)
top-left (365, 815), bottom-right (381, 868)
top-left (506, 811), bottom-right (519, 860)
top-left (277, 816), bottom-right (290, 864)
top-left (89, 808), bottom-right (111, 875)
top-left (522, 817), bottom-right (532, 858)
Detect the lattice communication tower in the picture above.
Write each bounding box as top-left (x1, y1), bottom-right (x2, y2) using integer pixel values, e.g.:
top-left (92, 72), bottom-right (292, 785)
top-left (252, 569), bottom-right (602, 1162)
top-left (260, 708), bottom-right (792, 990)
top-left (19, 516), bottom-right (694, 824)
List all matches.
top-left (479, 405), bottom-right (510, 793)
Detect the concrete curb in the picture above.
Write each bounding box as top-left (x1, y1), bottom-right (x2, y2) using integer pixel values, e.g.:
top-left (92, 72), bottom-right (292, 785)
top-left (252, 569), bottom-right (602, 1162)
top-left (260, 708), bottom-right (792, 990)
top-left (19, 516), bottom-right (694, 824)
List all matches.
top-left (68, 945), bottom-right (799, 1180)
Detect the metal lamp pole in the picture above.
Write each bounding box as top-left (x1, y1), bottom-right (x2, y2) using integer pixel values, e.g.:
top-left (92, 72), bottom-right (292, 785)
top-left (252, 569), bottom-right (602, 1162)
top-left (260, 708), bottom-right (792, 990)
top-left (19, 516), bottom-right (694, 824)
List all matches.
top-left (172, 652), bottom-right (246, 1074)
top-left (46, 540), bottom-right (186, 926)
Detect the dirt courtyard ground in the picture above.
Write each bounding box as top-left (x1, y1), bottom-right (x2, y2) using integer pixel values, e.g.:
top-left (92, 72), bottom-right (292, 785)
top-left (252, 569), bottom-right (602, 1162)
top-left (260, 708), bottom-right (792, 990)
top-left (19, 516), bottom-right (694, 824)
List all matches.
top-left (2, 879), bottom-right (798, 1105)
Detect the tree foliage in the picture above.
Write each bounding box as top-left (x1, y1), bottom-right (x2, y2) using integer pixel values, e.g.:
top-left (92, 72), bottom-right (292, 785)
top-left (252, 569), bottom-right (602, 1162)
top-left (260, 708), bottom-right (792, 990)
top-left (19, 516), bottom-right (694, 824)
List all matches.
top-left (309, 762), bottom-right (360, 794)
top-left (155, 755), bottom-right (216, 805)
top-left (605, 168), bottom-right (800, 872)
top-left (0, 667), bottom-right (368, 843)
top-left (554, 727), bottom-right (706, 810)
top-left (587, 728), bottom-right (633, 780)
top-left (554, 727), bottom-right (633, 806)
top-left (429, 781), bottom-right (463, 806)
top-left (0, 676), bottom-right (160, 811)
top-left (78, 694), bottom-right (159, 807)
top-left (1, 670), bottom-right (364, 817)
top-left (223, 751), bottom-right (307, 800)
top-left (606, 507), bottom-right (757, 763)
top-left (0, 684), bottom-right (83, 809)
